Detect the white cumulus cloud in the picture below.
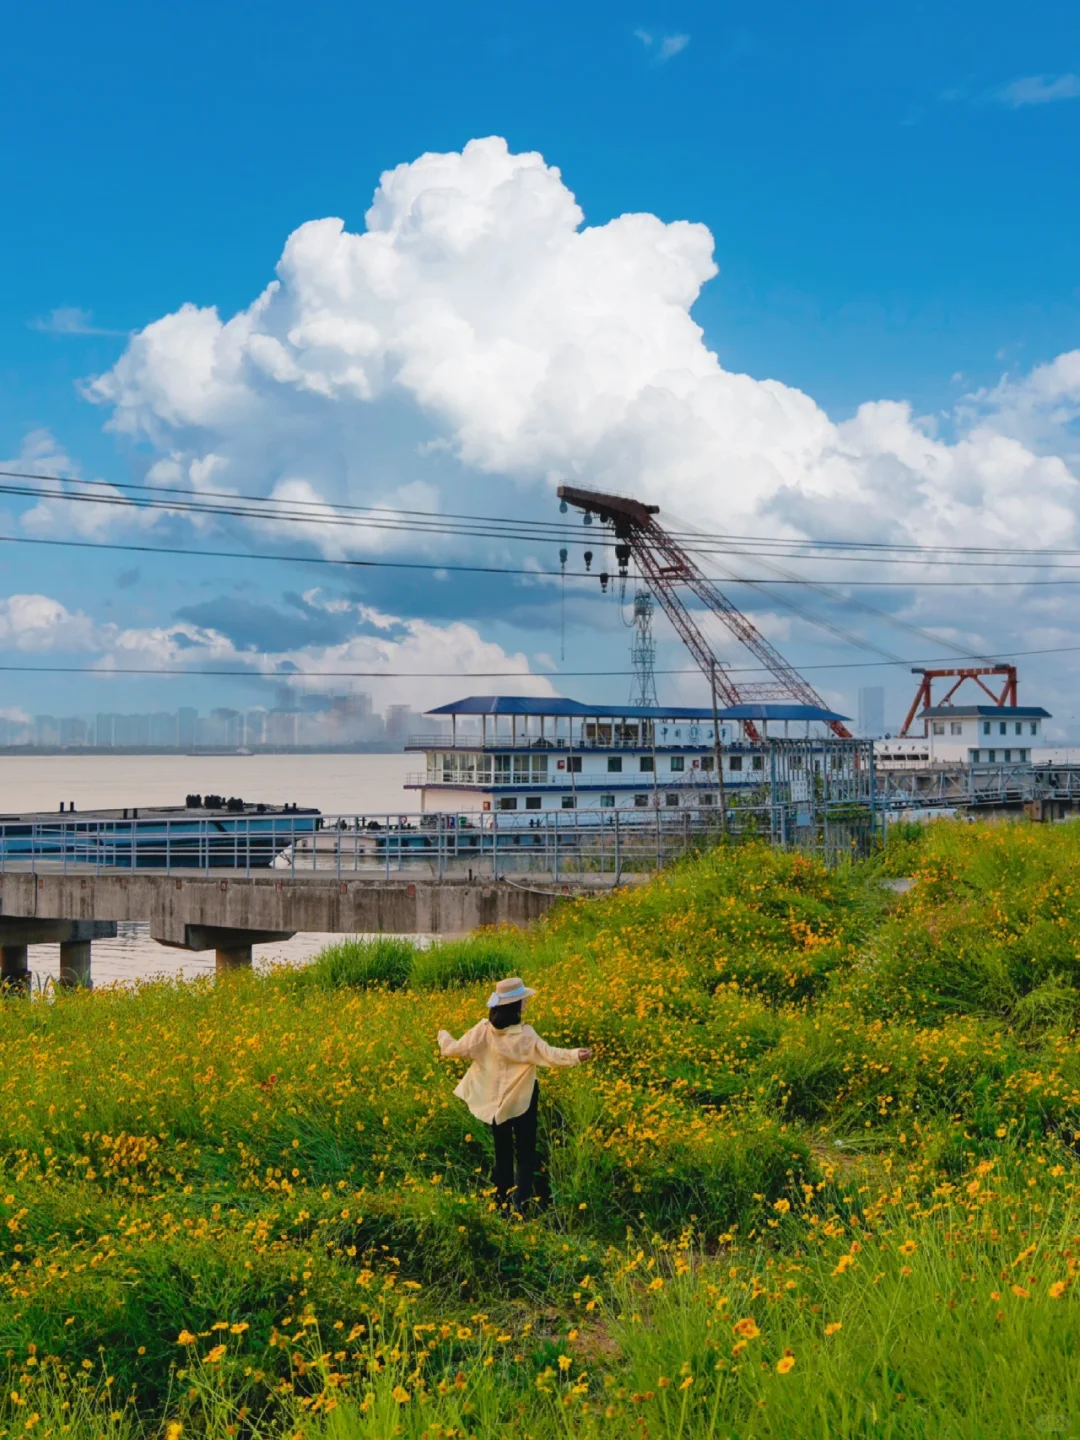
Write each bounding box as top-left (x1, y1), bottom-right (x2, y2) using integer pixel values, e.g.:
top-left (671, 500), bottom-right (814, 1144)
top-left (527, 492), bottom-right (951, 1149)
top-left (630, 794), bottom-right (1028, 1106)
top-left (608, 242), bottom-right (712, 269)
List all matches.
top-left (994, 73), bottom-right (1080, 108)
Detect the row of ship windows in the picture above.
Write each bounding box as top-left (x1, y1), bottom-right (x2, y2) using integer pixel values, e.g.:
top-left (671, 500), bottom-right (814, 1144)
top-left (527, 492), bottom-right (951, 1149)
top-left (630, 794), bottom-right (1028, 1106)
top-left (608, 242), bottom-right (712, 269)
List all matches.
top-left (495, 792), bottom-right (719, 810)
top-left (975, 749), bottom-right (1029, 763)
top-left (430, 753), bottom-right (766, 778)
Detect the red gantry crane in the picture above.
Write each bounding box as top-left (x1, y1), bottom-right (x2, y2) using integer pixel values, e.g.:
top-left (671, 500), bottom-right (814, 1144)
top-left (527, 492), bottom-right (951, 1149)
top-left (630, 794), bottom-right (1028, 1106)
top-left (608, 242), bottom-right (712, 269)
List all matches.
top-left (898, 665), bottom-right (1018, 738)
top-left (556, 485), bottom-right (853, 739)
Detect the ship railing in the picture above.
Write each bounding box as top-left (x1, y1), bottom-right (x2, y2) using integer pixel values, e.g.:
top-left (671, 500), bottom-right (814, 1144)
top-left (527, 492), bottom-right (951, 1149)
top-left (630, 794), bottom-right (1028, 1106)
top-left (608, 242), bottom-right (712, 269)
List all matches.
top-left (0, 801), bottom-right (882, 881)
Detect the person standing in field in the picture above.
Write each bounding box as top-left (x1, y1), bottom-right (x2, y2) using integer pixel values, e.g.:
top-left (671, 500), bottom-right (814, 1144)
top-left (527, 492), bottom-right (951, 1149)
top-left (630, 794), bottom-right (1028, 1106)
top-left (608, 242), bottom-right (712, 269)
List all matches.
top-left (437, 976), bottom-right (592, 1210)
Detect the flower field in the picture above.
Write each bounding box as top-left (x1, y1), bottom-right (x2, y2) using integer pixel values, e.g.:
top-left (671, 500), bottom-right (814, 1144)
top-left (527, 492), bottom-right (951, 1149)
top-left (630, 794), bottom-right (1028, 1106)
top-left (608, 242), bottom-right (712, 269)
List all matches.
top-left (2, 820), bottom-right (1080, 1437)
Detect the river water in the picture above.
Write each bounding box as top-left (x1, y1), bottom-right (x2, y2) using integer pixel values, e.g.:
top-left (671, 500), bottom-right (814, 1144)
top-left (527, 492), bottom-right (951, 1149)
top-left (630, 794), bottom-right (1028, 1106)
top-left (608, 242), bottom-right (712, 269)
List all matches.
top-left (0, 753), bottom-right (416, 987)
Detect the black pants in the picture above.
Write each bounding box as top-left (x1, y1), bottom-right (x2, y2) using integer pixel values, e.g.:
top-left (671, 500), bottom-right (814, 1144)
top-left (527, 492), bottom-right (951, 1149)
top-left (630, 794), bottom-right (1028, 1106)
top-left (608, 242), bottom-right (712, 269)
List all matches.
top-left (491, 1081), bottom-right (541, 1206)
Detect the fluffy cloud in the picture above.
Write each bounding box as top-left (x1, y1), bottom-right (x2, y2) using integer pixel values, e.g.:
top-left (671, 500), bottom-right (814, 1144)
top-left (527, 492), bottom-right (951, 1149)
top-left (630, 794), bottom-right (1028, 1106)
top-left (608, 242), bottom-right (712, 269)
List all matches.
top-left (86, 136), bottom-right (1080, 568)
top-left (0, 587), bottom-right (550, 712)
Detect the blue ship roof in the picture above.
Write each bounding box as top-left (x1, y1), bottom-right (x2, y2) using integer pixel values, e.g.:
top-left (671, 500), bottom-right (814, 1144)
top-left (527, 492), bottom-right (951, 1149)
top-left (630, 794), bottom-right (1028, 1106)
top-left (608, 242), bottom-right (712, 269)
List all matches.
top-left (718, 703), bottom-right (850, 722)
top-left (426, 696), bottom-right (849, 723)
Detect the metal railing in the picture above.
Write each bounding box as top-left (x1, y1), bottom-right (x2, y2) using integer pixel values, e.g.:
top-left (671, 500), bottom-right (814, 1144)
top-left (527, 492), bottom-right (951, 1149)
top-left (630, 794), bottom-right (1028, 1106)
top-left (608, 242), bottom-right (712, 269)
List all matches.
top-left (0, 800), bottom-right (882, 882)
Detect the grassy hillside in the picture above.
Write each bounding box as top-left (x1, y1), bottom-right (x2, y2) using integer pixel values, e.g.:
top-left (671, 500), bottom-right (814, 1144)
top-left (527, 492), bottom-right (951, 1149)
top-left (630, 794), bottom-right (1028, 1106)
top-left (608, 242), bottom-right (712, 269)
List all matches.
top-left (2, 821), bottom-right (1080, 1436)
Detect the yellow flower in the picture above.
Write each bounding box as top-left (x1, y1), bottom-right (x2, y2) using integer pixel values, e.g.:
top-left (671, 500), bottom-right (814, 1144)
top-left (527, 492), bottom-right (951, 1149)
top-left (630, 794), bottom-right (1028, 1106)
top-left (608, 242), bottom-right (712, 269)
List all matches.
top-left (1011, 1285), bottom-right (1030, 1299)
top-left (647, 1277), bottom-right (664, 1292)
top-left (732, 1318), bottom-right (760, 1340)
top-left (558, 1355), bottom-right (573, 1372)
top-left (776, 1355), bottom-right (795, 1374)
top-left (898, 1241), bottom-right (917, 1256)
top-left (391, 1385), bottom-right (411, 1404)
top-left (679, 1374), bottom-right (694, 1390)
top-left (1049, 1281), bottom-right (1069, 1299)
top-left (164, 1425), bottom-right (182, 1440)
top-left (176, 1332), bottom-right (197, 1346)
top-left (206, 1345), bottom-right (226, 1364)
top-left (824, 1322), bottom-right (842, 1336)
top-left (832, 1255), bottom-right (854, 1276)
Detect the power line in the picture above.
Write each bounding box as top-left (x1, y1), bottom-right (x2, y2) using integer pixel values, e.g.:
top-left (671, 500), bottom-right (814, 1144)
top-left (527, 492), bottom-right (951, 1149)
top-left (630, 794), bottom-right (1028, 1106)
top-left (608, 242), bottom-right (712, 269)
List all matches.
top-left (5, 466), bottom-right (1080, 565)
top-left (4, 638), bottom-right (1080, 680)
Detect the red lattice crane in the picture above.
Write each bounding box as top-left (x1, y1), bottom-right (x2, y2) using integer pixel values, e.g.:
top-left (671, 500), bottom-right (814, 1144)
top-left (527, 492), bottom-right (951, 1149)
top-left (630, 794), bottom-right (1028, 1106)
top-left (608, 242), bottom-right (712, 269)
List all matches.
top-left (898, 665), bottom-right (1017, 738)
top-left (556, 485), bottom-right (853, 739)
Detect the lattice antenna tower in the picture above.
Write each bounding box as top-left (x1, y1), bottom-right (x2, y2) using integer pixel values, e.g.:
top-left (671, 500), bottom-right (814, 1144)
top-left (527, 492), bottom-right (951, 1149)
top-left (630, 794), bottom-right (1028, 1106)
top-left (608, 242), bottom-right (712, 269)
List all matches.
top-left (629, 589), bottom-right (659, 708)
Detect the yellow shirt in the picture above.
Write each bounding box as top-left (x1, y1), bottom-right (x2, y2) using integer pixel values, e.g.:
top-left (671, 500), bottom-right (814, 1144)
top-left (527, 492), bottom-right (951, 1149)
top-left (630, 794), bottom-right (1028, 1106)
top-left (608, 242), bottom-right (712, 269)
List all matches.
top-left (437, 1020), bottom-right (581, 1124)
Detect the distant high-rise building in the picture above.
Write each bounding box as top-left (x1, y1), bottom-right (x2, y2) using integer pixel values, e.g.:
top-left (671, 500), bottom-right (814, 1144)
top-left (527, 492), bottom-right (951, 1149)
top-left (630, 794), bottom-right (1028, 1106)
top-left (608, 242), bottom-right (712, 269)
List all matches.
top-left (178, 707), bottom-right (197, 749)
top-left (150, 711), bottom-right (178, 747)
top-left (95, 713), bottom-right (116, 747)
top-left (33, 715), bottom-right (59, 747)
top-left (385, 704), bottom-right (413, 746)
top-left (267, 709), bottom-right (299, 747)
top-left (858, 686), bottom-right (886, 738)
top-left (59, 717), bottom-right (88, 746)
top-left (244, 709), bottom-right (267, 747)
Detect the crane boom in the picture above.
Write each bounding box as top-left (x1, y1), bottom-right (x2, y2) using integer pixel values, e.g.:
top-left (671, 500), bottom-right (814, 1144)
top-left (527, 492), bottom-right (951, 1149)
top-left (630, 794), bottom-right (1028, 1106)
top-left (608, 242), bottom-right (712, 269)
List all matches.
top-left (556, 484), bottom-right (853, 739)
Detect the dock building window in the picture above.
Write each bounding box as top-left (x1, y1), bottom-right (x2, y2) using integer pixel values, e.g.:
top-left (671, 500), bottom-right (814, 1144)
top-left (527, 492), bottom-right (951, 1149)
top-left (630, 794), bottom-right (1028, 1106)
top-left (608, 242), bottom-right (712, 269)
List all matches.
top-left (983, 722), bottom-right (991, 735)
top-left (607, 756), bottom-right (623, 772)
top-left (1030, 722), bottom-right (1038, 735)
top-left (512, 755), bottom-right (548, 784)
top-left (428, 751), bottom-right (493, 785)
top-left (670, 756), bottom-right (685, 772)
top-left (951, 722), bottom-right (963, 735)
top-left (639, 756), bottom-right (654, 772)
top-left (932, 723), bottom-right (945, 736)
top-left (999, 722), bottom-right (1007, 735)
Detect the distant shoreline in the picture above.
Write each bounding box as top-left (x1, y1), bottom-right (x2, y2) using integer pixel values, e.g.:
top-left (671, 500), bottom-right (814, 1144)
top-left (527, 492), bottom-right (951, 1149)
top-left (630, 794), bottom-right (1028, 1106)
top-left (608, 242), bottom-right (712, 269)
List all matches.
top-left (0, 745), bottom-right (407, 757)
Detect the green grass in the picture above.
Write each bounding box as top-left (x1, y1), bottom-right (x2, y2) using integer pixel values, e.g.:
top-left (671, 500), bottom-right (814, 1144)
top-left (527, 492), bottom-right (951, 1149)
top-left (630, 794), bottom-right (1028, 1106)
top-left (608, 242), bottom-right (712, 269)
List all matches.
top-left (1, 820), bottom-right (1080, 1437)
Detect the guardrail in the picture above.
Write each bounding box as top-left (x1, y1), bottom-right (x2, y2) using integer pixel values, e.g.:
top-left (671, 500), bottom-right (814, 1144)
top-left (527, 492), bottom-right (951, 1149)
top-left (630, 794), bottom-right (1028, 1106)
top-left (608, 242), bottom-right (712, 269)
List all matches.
top-left (0, 802), bottom-right (880, 881)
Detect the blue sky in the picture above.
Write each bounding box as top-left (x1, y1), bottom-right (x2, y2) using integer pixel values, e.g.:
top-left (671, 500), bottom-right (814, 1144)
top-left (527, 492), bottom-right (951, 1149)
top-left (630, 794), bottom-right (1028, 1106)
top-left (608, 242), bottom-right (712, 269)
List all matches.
top-left (2, 0), bottom-right (1080, 729)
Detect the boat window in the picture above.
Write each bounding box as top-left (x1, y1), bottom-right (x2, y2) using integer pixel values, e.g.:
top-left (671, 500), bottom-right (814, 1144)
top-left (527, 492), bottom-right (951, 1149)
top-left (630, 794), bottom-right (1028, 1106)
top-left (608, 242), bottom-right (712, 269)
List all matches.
top-left (729, 756), bottom-right (743, 772)
top-left (525, 796), bottom-right (542, 810)
top-left (600, 794), bottom-right (615, 808)
top-left (1030, 722), bottom-right (1038, 735)
top-left (567, 756), bottom-right (582, 773)
top-left (752, 756), bottom-right (764, 771)
top-left (670, 756), bottom-right (685, 772)
top-left (634, 794), bottom-right (649, 807)
top-left (665, 793), bottom-right (679, 806)
top-left (497, 797), bottom-right (518, 810)
top-left (700, 792), bottom-right (715, 805)
top-left (607, 756), bottom-right (623, 773)
top-left (983, 722), bottom-right (991, 735)
top-left (561, 795), bottom-right (575, 808)
top-left (951, 723), bottom-right (963, 735)
top-left (999, 722), bottom-right (1007, 735)
top-left (932, 723), bottom-right (945, 736)
top-left (639, 756), bottom-right (654, 772)
top-left (701, 755), bottom-right (714, 771)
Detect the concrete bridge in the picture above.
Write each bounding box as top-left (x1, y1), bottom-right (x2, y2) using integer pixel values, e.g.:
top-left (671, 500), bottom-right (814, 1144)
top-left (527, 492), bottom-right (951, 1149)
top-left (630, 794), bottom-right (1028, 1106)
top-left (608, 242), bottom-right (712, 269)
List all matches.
top-left (0, 871), bottom-right (608, 988)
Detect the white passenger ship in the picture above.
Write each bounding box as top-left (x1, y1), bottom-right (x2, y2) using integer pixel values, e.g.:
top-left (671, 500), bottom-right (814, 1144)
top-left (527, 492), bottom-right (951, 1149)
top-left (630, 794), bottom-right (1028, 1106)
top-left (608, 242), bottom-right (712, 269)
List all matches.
top-left (405, 696), bottom-right (853, 818)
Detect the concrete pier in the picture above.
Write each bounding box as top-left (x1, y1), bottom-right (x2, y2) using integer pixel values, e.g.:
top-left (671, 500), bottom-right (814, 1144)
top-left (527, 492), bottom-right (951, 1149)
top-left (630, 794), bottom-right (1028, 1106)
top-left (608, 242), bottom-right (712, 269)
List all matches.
top-left (0, 872), bottom-right (606, 971)
top-left (1, 945), bottom-right (29, 992)
top-left (0, 919), bottom-right (117, 991)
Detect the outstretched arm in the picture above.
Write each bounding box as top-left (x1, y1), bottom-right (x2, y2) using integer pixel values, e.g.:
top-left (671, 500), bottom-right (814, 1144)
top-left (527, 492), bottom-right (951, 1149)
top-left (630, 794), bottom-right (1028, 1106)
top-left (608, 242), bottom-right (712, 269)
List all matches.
top-left (437, 1021), bottom-right (485, 1059)
top-left (532, 1033), bottom-right (592, 1068)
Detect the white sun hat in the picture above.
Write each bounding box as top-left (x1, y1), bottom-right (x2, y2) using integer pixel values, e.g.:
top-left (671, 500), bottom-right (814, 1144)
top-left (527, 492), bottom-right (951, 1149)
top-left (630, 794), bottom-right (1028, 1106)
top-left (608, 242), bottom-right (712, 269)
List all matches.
top-left (486, 976), bottom-right (536, 1008)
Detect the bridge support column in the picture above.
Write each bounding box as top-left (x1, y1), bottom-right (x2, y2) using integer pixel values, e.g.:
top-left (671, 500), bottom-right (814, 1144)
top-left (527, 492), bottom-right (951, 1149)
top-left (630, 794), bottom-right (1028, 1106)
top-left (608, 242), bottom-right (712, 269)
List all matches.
top-left (58, 940), bottom-right (92, 989)
top-left (216, 943), bottom-right (253, 972)
top-left (1, 945), bottom-right (30, 994)
top-left (172, 925), bottom-right (294, 976)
